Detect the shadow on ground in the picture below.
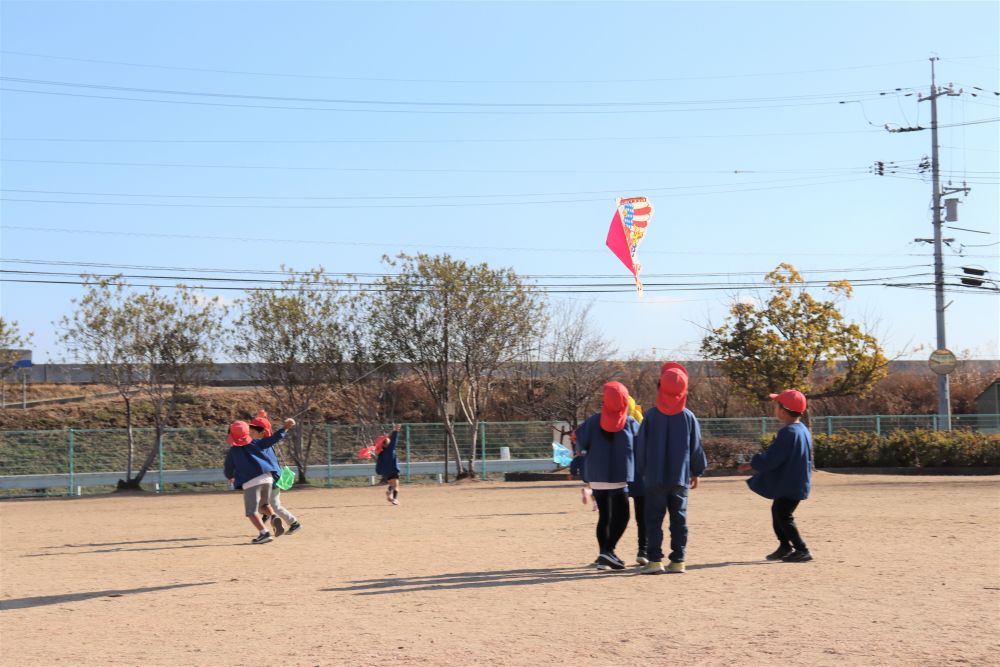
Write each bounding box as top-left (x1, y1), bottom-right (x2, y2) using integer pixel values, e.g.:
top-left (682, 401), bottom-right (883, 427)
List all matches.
top-left (0, 581), bottom-right (215, 610)
top-left (323, 561), bottom-right (769, 595)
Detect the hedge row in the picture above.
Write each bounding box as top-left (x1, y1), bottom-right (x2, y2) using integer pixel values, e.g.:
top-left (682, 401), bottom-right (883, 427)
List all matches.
top-left (749, 429), bottom-right (1000, 468)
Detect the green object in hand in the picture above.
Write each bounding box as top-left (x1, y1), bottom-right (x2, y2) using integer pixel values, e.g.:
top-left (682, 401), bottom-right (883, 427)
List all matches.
top-left (276, 466), bottom-right (295, 491)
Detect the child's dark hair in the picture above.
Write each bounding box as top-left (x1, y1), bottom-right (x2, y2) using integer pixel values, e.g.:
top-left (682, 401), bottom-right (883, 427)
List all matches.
top-left (780, 406), bottom-right (804, 419)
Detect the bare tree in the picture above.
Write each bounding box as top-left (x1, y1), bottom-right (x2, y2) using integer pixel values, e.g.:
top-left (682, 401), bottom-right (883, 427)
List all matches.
top-left (57, 277), bottom-right (145, 479)
top-left (127, 286), bottom-right (225, 489)
top-left (229, 268), bottom-right (357, 483)
top-left (539, 302), bottom-right (620, 442)
top-left (367, 253), bottom-right (545, 478)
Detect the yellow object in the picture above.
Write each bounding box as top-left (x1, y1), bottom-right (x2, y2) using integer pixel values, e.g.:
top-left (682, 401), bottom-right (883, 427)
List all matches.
top-left (666, 561), bottom-right (686, 574)
top-left (627, 396), bottom-right (644, 423)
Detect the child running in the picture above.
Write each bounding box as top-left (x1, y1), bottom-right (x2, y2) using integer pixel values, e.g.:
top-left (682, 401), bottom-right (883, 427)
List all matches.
top-left (738, 390), bottom-right (813, 562)
top-left (223, 415), bottom-right (296, 544)
top-left (375, 424), bottom-right (402, 505)
top-left (575, 381), bottom-right (641, 571)
top-left (247, 410), bottom-right (302, 537)
top-left (635, 363), bottom-right (707, 574)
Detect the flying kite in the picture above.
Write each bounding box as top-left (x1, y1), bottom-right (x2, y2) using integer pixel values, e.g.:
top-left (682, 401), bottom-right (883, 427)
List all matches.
top-left (605, 196), bottom-right (653, 295)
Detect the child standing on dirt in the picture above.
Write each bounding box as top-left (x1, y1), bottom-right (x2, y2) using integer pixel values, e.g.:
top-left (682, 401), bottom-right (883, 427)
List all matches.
top-left (375, 424), bottom-right (402, 505)
top-left (247, 410), bottom-right (302, 537)
top-left (738, 390), bottom-right (813, 562)
top-left (575, 381), bottom-right (641, 571)
top-left (223, 416), bottom-right (296, 544)
top-left (635, 363), bottom-right (707, 575)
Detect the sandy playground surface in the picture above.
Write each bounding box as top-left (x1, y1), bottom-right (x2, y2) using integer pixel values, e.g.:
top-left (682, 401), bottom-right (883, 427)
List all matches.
top-left (1, 473), bottom-right (998, 666)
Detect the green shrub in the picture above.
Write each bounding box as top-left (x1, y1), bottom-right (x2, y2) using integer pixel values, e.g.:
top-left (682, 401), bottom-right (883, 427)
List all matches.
top-left (753, 429), bottom-right (999, 468)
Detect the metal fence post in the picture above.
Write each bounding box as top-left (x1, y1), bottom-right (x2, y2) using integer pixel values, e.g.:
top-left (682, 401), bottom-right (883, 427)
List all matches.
top-left (158, 432), bottom-right (164, 494)
top-left (405, 424), bottom-right (411, 483)
top-left (68, 428), bottom-right (74, 496)
top-left (826, 416), bottom-right (833, 436)
top-left (480, 421), bottom-right (487, 481)
top-left (326, 424), bottom-right (333, 488)
top-left (932, 414), bottom-right (938, 431)
top-left (761, 417), bottom-right (767, 435)
top-left (875, 415), bottom-right (882, 436)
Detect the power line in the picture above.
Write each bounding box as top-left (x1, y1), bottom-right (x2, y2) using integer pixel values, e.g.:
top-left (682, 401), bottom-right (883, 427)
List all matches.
top-left (6, 225), bottom-right (998, 259)
top-left (0, 157), bottom-right (873, 177)
top-left (0, 49), bottom-right (931, 84)
top-left (0, 177), bottom-right (877, 209)
top-left (0, 75), bottom-right (896, 108)
top-left (0, 128), bottom-right (889, 144)
top-left (0, 175), bottom-right (871, 202)
top-left (0, 257), bottom-right (932, 279)
top-left (0, 86), bottom-right (882, 115)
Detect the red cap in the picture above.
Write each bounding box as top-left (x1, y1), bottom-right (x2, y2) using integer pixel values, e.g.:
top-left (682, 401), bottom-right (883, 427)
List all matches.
top-left (599, 381), bottom-right (630, 432)
top-left (660, 362), bottom-right (688, 377)
top-left (248, 410), bottom-right (272, 437)
top-left (227, 421), bottom-right (252, 446)
top-left (769, 389), bottom-right (807, 413)
top-left (656, 366), bottom-right (688, 416)
top-left (373, 434), bottom-right (390, 455)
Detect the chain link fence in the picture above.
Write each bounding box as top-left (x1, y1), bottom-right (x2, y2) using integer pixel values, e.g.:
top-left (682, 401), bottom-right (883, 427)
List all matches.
top-left (1, 415), bottom-right (997, 496)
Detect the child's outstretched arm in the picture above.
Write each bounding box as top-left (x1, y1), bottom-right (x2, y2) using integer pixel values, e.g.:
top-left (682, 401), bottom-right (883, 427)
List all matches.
top-left (255, 419), bottom-right (297, 449)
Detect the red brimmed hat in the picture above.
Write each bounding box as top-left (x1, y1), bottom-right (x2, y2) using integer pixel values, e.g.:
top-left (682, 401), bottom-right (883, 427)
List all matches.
top-left (655, 365), bottom-right (689, 416)
top-left (248, 410), bottom-right (272, 437)
top-left (769, 389), bottom-right (807, 413)
top-left (599, 381), bottom-right (630, 432)
top-left (227, 421), bottom-right (253, 446)
top-left (373, 434), bottom-right (390, 454)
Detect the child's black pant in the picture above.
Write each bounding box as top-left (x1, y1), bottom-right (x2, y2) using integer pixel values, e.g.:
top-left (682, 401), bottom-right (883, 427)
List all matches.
top-left (593, 488), bottom-right (630, 555)
top-left (631, 495), bottom-right (647, 553)
top-left (771, 497), bottom-right (807, 551)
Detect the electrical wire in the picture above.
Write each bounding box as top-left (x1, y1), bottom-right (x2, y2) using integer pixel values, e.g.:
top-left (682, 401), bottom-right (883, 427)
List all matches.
top-left (0, 76), bottom-right (898, 108)
top-left (0, 49), bottom-right (931, 84)
top-left (0, 86), bottom-right (885, 115)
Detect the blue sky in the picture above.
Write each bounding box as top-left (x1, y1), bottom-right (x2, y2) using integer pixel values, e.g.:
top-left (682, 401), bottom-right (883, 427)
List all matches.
top-left (1, 1), bottom-right (998, 363)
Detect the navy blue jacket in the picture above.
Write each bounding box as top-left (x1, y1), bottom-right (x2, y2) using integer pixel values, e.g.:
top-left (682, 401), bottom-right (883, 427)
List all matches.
top-left (223, 430), bottom-right (286, 489)
top-left (635, 407), bottom-right (707, 491)
top-left (747, 422), bottom-right (812, 500)
top-left (576, 413), bottom-right (640, 484)
top-left (375, 431), bottom-right (400, 477)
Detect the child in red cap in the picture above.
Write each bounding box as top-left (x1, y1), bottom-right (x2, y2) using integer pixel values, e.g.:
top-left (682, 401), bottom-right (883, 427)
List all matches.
top-left (223, 415), bottom-right (296, 544)
top-left (247, 410), bottom-right (301, 537)
top-left (738, 390), bottom-right (813, 562)
top-left (635, 363), bottom-right (707, 574)
top-left (574, 381), bottom-right (641, 571)
top-left (374, 424), bottom-right (402, 505)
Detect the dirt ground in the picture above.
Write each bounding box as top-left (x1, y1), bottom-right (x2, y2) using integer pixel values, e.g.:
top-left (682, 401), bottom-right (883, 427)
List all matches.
top-left (1, 473), bottom-right (998, 666)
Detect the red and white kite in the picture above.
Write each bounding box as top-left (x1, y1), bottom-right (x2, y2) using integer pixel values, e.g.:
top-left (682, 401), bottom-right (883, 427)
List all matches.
top-left (606, 196), bottom-right (653, 295)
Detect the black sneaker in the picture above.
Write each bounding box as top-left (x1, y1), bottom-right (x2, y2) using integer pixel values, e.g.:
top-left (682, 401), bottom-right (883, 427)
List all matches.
top-left (272, 516), bottom-right (285, 537)
top-left (251, 531), bottom-right (273, 545)
top-left (609, 552), bottom-right (626, 567)
top-left (766, 546), bottom-right (794, 561)
top-left (781, 550), bottom-right (813, 563)
top-left (636, 550), bottom-right (649, 566)
top-left (287, 521), bottom-right (302, 535)
top-left (597, 553), bottom-right (626, 571)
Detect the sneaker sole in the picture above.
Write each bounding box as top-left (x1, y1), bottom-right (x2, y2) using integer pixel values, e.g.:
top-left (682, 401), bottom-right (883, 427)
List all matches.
top-left (252, 537), bottom-right (273, 544)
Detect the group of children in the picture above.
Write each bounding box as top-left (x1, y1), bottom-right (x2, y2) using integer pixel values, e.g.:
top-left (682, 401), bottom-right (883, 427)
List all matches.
top-left (224, 372), bottom-right (812, 564)
top-left (573, 362), bottom-right (813, 573)
top-left (223, 414), bottom-right (403, 543)
top-left (223, 410), bottom-right (303, 544)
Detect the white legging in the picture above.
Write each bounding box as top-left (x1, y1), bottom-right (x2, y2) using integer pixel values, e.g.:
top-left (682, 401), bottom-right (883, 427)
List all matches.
top-left (268, 487), bottom-right (297, 524)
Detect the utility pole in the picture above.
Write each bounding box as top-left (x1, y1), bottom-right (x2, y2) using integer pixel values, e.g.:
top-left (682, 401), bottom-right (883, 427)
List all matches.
top-left (917, 57), bottom-right (971, 431)
top-left (925, 57), bottom-right (952, 430)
